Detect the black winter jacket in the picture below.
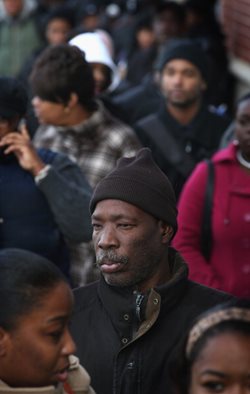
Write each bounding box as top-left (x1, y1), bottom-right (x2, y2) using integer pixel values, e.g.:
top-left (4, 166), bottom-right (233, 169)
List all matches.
top-left (71, 248), bottom-right (232, 394)
top-left (134, 102), bottom-right (231, 198)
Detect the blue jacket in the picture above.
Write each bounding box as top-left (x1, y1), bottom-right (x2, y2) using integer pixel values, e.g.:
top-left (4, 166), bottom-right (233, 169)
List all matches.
top-left (0, 149), bottom-right (92, 279)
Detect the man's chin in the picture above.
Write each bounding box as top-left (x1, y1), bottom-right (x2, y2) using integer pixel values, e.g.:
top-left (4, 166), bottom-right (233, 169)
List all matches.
top-left (103, 272), bottom-right (138, 288)
top-left (169, 99), bottom-right (194, 109)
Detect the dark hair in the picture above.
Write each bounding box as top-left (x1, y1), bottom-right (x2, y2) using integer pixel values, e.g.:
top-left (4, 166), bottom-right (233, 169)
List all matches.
top-left (30, 44), bottom-right (96, 111)
top-left (232, 92), bottom-right (250, 119)
top-left (155, 1), bottom-right (186, 25)
top-left (0, 248), bottom-right (68, 331)
top-left (170, 299), bottom-right (250, 394)
top-left (0, 77), bottom-right (28, 120)
top-left (45, 6), bottom-right (76, 30)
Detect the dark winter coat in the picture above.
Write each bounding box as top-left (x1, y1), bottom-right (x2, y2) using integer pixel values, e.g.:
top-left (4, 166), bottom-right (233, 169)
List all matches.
top-left (134, 102), bottom-right (231, 198)
top-left (71, 247), bottom-right (232, 394)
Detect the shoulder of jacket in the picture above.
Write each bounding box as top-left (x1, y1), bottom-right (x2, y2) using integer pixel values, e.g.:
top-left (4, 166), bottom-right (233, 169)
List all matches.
top-left (135, 112), bottom-right (159, 128)
top-left (203, 108), bottom-right (231, 129)
top-left (187, 280), bottom-right (233, 305)
top-left (73, 282), bottom-right (99, 310)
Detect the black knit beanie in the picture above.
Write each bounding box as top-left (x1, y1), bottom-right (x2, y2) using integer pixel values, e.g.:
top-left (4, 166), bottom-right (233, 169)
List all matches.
top-left (90, 148), bottom-right (178, 233)
top-left (157, 38), bottom-right (207, 81)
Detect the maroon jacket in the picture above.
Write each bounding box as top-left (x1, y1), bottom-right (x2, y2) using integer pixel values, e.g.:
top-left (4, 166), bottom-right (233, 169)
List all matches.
top-left (173, 143), bottom-right (250, 298)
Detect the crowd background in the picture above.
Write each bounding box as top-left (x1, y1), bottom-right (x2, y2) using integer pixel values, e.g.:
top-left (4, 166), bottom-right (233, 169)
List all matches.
top-left (0, 0), bottom-right (237, 112)
top-left (0, 0), bottom-right (249, 296)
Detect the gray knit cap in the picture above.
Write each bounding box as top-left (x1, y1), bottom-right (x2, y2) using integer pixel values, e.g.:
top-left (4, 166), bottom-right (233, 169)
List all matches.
top-left (90, 148), bottom-right (178, 233)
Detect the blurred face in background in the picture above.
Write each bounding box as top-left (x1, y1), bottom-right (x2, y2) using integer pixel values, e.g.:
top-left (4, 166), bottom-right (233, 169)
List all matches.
top-left (3, 0), bottom-right (23, 17)
top-left (153, 9), bottom-right (183, 45)
top-left (90, 63), bottom-right (112, 95)
top-left (46, 18), bottom-right (72, 45)
top-left (32, 96), bottom-right (69, 126)
top-left (160, 59), bottom-right (206, 108)
top-left (235, 98), bottom-right (250, 161)
top-left (136, 27), bottom-right (156, 50)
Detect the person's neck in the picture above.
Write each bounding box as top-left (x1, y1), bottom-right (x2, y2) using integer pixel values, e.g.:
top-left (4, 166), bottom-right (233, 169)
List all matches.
top-left (63, 106), bottom-right (93, 127)
top-left (237, 149), bottom-right (250, 171)
top-left (167, 100), bottom-right (201, 126)
top-left (136, 254), bottom-right (171, 293)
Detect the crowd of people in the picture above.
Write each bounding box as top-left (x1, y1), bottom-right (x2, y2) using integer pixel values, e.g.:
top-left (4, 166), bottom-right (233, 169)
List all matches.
top-left (0, 0), bottom-right (249, 393)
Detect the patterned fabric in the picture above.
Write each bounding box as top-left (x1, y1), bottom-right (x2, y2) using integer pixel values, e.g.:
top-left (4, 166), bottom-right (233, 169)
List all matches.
top-left (186, 307), bottom-right (250, 357)
top-left (34, 102), bottom-right (141, 286)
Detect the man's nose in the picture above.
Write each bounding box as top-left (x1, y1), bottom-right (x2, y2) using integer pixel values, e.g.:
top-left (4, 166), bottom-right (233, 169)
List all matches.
top-left (97, 226), bottom-right (118, 250)
top-left (229, 384), bottom-right (249, 394)
top-left (172, 74), bottom-right (182, 85)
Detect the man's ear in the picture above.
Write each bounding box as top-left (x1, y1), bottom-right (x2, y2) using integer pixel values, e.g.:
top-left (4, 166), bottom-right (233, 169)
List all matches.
top-left (159, 222), bottom-right (174, 244)
top-left (68, 92), bottom-right (79, 109)
top-left (0, 327), bottom-right (10, 357)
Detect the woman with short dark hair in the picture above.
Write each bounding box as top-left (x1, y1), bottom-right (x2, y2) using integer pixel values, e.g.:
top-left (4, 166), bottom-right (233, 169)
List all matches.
top-left (0, 76), bottom-right (92, 283)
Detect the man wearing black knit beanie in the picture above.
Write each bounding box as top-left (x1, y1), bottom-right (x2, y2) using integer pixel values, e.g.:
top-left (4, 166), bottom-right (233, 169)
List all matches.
top-left (134, 38), bottom-right (231, 198)
top-left (71, 148), bottom-right (232, 394)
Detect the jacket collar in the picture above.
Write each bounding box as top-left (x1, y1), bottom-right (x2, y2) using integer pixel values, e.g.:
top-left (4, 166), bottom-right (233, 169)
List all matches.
top-left (159, 101), bottom-right (214, 146)
top-left (212, 142), bottom-right (237, 164)
top-left (97, 248), bottom-right (189, 341)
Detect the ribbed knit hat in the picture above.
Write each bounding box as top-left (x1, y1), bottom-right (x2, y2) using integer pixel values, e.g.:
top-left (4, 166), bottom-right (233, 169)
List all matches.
top-left (157, 38), bottom-right (207, 81)
top-left (90, 148), bottom-right (178, 233)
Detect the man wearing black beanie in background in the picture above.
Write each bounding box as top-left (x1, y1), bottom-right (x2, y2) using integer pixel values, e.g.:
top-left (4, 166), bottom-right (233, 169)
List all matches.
top-left (70, 148), bottom-right (232, 394)
top-left (134, 38), bottom-right (231, 198)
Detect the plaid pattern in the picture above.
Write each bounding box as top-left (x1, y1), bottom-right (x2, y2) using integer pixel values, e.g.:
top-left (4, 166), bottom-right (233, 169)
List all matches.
top-left (34, 102), bottom-right (141, 188)
top-left (34, 102), bottom-right (141, 286)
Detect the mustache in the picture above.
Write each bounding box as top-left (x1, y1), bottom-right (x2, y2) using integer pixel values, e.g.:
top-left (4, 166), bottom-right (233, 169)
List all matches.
top-left (96, 250), bottom-right (129, 266)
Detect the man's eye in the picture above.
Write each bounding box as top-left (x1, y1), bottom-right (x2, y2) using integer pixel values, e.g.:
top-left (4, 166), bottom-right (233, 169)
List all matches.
top-left (118, 223), bottom-right (134, 228)
top-left (238, 119), bottom-right (249, 126)
top-left (165, 70), bottom-right (175, 76)
top-left (92, 223), bottom-right (101, 230)
top-left (184, 72), bottom-right (196, 78)
top-left (202, 381), bottom-right (225, 392)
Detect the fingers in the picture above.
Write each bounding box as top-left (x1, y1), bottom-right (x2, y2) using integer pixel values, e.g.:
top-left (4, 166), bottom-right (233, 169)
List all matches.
top-left (19, 122), bottom-right (30, 139)
top-left (0, 131), bottom-right (37, 160)
top-left (2, 141), bottom-right (25, 155)
top-left (0, 131), bottom-right (29, 146)
top-left (0, 136), bottom-right (45, 174)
